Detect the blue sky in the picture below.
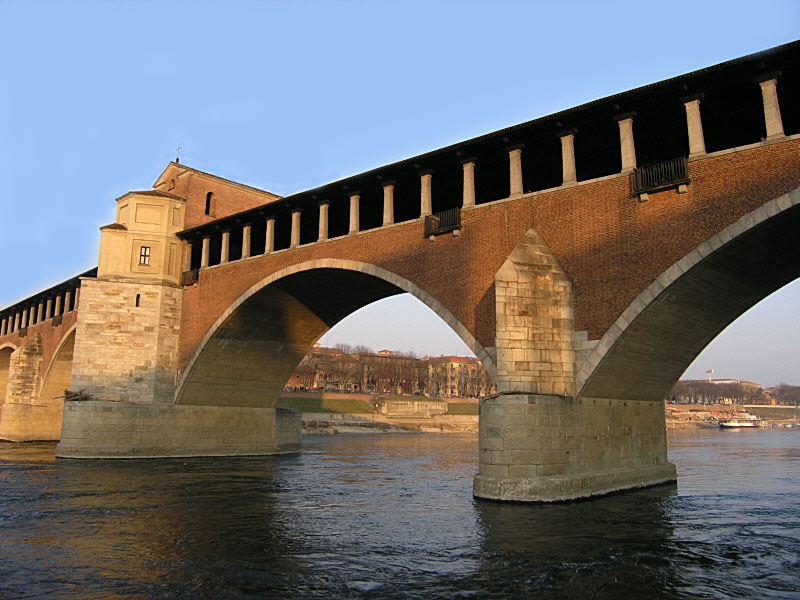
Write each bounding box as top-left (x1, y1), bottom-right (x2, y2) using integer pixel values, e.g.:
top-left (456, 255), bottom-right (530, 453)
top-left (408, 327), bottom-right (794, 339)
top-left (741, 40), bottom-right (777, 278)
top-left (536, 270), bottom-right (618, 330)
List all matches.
top-left (1, 1), bottom-right (798, 385)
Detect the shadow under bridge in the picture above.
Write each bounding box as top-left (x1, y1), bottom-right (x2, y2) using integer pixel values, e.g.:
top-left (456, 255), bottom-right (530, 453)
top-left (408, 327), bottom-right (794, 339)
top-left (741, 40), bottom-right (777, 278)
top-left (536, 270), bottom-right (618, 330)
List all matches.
top-left (175, 267), bottom-right (404, 408)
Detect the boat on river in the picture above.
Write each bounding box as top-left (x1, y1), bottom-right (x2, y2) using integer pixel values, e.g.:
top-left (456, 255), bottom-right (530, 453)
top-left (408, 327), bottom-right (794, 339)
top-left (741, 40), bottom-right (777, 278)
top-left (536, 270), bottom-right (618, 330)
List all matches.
top-left (719, 413), bottom-right (763, 428)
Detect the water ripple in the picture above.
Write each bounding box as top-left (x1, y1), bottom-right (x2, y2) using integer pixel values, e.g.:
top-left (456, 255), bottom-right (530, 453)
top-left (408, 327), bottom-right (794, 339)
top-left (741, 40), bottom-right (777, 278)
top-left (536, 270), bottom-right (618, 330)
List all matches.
top-left (0, 430), bottom-right (798, 598)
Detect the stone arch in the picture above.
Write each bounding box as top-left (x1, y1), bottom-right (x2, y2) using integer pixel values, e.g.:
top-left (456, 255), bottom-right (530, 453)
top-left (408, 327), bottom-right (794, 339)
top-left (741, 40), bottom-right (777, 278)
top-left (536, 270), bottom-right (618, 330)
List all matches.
top-left (578, 185), bottom-right (800, 401)
top-left (175, 259), bottom-right (495, 407)
top-left (38, 326), bottom-right (76, 411)
top-left (0, 343), bottom-right (18, 407)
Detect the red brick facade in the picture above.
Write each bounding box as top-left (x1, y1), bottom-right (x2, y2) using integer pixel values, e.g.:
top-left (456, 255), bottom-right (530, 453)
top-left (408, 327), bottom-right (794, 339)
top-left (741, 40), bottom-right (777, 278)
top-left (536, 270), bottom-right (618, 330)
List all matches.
top-left (153, 163), bottom-right (282, 229)
top-left (177, 137), bottom-right (800, 372)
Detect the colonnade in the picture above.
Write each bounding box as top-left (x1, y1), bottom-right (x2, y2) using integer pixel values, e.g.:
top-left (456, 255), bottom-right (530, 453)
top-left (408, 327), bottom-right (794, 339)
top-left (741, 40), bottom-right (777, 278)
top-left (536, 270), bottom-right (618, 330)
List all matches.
top-left (186, 74), bottom-right (787, 272)
top-left (0, 286), bottom-right (80, 337)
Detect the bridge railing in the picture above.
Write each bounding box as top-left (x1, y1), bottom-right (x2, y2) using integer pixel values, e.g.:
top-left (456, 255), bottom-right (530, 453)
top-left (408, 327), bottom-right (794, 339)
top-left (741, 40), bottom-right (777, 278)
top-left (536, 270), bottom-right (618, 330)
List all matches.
top-left (631, 156), bottom-right (689, 196)
top-left (424, 208), bottom-right (461, 238)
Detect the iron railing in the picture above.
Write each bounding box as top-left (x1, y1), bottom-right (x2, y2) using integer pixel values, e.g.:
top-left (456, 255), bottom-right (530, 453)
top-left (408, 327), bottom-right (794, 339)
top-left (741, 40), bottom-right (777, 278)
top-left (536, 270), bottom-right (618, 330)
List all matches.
top-left (631, 156), bottom-right (689, 196)
top-left (424, 208), bottom-right (461, 237)
top-left (180, 269), bottom-right (200, 286)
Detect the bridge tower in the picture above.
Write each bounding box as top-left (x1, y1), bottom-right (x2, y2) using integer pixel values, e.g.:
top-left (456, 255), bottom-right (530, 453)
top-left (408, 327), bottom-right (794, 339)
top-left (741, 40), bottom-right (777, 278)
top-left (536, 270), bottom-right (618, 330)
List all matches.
top-left (57, 184), bottom-right (302, 458)
top-left (68, 191), bottom-right (185, 404)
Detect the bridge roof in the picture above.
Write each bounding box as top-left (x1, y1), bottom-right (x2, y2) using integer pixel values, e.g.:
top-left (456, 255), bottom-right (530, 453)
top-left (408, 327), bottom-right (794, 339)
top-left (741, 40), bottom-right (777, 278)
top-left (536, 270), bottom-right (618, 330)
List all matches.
top-left (170, 39), bottom-right (798, 240)
top-left (0, 268), bottom-right (98, 316)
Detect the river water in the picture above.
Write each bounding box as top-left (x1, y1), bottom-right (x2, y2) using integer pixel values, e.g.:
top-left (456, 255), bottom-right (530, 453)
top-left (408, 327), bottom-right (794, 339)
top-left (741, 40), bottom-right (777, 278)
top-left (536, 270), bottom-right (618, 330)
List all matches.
top-left (1, 429), bottom-right (798, 599)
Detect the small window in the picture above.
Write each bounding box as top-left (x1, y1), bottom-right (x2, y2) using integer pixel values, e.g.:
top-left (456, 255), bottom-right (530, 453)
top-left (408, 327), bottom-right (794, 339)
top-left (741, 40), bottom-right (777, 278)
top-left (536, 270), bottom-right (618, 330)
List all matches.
top-left (139, 246), bottom-right (151, 265)
top-left (135, 294), bottom-right (141, 307)
top-left (169, 179), bottom-right (175, 190)
top-left (205, 192), bottom-right (213, 216)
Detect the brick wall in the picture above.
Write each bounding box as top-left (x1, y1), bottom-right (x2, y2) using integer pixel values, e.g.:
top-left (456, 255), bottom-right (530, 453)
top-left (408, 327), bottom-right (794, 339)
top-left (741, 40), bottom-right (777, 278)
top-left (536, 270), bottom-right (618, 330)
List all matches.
top-left (177, 138), bottom-right (800, 375)
top-left (166, 168), bottom-right (280, 229)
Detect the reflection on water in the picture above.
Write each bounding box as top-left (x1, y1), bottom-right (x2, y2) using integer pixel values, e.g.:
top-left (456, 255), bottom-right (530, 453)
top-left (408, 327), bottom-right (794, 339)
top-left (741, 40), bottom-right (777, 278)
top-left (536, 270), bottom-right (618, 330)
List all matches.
top-left (0, 430), bottom-right (798, 599)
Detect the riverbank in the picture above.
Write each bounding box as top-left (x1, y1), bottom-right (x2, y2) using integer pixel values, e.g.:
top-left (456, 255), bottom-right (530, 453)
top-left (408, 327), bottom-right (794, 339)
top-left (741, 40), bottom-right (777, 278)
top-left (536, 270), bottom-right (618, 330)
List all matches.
top-left (277, 391), bottom-right (479, 434)
top-left (278, 394), bottom-right (800, 434)
top-left (665, 403), bottom-right (800, 429)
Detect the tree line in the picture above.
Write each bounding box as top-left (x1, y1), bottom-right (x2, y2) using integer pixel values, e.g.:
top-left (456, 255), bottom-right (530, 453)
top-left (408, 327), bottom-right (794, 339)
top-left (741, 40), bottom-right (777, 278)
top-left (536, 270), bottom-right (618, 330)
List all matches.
top-left (668, 380), bottom-right (800, 406)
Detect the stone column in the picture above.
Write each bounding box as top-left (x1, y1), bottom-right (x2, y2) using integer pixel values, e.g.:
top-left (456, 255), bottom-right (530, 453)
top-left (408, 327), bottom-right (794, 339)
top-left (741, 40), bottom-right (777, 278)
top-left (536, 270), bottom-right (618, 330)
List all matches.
top-left (420, 171), bottom-right (433, 217)
top-left (462, 159), bottom-right (476, 208)
top-left (682, 94), bottom-right (706, 157)
top-left (615, 113), bottom-right (637, 171)
top-left (559, 130), bottom-right (577, 185)
top-left (508, 146), bottom-right (523, 197)
top-left (266, 217), bottom-right (275, 253)
top-left (13, 311), bottom-right (21, 332)
top-left (348, 193), bottom-right (360, 234)
top-left (64, 290), bottom-right (72, 312)
top-left (756, 74), bottom-right (784, 139)
top-left (220, 230), bottom-right (230, 263)
top-left (184, 241), bottom-right (193, 270)
top-left (290, 209), bottom-right (301, 248)
top-left (54, 295), bottom-right (62, 317)
top-left (45, 298), bottom-right (52, 320)
top-left (382, 182), bottom-right (395, 226)
top-left (241, 225), bottom-right (251, 258)
top-left (73, 287), bottom-right (80, 309)
top-left (201, 237), bottom-right (210, 268)
top-left (37, 302), bottom-right (44, 324)
top-left (318, 201), bottom-right (329, 241)
top-left (1, 317), bottom-right (6, 336)
top-left (21, 309), bottom-right (28, 329)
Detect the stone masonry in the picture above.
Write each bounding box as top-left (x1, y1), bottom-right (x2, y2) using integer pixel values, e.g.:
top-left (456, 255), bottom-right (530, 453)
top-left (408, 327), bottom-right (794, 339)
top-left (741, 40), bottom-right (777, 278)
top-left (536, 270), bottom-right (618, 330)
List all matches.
top-left (494, 229), bottom-right (575, 396)
top-left (0, 333), bottom-right (66, 441)
top-left (70, 278), bottom-right (182, 404)
top-left (474, 394), bottom-right (676, 502)
top-left (5, 333), bottom-right (43, 404)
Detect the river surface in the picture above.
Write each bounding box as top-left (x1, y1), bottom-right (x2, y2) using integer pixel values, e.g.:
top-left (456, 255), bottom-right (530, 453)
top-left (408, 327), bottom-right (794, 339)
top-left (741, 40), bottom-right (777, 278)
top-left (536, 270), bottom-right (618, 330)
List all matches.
top-left (1, 429), bottom-right (798, 599)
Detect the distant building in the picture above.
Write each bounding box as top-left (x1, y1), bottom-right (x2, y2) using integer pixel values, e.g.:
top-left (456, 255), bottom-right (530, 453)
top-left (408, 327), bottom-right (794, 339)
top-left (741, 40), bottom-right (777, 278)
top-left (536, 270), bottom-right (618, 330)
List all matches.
top-left (285, 345), bottom-right (495, 397)
top-left (427, 356), bottom-right (494, 398)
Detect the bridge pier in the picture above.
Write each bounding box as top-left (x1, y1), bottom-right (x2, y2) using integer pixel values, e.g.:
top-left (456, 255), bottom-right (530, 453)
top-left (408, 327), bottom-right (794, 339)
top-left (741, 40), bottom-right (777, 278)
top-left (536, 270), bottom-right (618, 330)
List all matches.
top-left (56, 402), bottom-right (300, 458)
top-left (475, 227), bottom-right (677, 501)
top-left (473, 394), bottom-right (676, 502)
top-left (0, 332), bottom-right (69, 441)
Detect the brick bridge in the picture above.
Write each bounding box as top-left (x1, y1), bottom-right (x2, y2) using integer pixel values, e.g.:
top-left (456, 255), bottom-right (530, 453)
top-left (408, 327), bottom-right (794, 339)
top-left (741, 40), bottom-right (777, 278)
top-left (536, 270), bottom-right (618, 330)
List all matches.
top-left (1, 42), bottom-right (798, 501)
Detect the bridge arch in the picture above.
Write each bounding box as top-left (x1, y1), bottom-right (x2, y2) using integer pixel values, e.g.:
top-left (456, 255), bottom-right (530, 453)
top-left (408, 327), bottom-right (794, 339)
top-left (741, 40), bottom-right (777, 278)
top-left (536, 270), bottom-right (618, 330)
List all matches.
top-left (0, 343), bottom-right (18, 407)
top-left (175, 258), bottom-right (495, 407)
top-left (578, 185), bottom-right (800, 401)
top-left (38, 325), bottom-right (76, 411)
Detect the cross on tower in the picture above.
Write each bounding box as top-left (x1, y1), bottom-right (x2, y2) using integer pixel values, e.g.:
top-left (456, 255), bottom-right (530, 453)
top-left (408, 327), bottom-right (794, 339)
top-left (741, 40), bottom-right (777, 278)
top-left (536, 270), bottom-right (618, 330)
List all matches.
top-left (175, 145), bottom-right (182, 164)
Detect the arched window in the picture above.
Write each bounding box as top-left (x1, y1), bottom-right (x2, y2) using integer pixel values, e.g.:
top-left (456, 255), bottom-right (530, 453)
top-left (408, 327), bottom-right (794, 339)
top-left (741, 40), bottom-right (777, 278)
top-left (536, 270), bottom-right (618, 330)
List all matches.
top-left (205, 192), bottom-right (213, 216)
top-left (169, 179), bottom-right (175, 190)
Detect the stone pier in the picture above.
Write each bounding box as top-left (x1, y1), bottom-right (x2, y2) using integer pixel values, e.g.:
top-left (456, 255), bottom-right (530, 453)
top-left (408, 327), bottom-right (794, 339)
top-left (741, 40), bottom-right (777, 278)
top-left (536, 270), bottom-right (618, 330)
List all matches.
top-left (473, 394), bottom-right (676, 502)
top-left (56, 403), bottom-right (300, 458)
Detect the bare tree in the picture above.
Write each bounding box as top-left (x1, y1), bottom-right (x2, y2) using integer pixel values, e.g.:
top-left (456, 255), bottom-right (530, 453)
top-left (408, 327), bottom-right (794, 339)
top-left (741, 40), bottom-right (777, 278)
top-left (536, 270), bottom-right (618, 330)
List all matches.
top-left (335, 342), bottom-right (355, 355)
